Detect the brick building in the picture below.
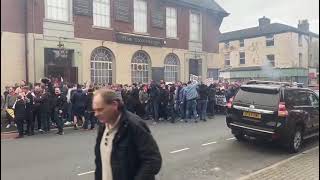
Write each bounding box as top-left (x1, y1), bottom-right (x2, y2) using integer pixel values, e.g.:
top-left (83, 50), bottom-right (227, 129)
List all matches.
top-left (1, 0), bottom-right (228, 91)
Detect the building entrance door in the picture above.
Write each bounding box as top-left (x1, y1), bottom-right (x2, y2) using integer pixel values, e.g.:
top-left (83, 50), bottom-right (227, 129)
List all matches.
top-left (44, 48), bottom-right (78, 84)
top-left (189, 59), bottom-right (202, 79)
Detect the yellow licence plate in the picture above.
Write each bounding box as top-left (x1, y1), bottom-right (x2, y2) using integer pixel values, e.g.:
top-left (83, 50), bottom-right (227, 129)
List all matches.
top-left (243, 111), bottom-right (261, 119)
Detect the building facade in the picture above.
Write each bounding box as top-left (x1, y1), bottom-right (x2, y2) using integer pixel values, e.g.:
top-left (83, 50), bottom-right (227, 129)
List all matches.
top-left (1, 0), bottom-right (228, 92)
top-left (218, 17), bottom-right (319, 85)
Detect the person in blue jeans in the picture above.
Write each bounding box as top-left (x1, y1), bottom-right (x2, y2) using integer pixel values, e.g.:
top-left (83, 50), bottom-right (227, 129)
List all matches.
top-left (186, 99), bottom-right (198, 122)
top-left (185, 81), bottom-right (199, 123)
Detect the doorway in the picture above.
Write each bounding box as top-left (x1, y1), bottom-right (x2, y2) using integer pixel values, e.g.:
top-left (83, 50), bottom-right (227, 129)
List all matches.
top-left (189, 58), bottom-right (202, 78)
top-left (44, 48), bottom-right (78, 84)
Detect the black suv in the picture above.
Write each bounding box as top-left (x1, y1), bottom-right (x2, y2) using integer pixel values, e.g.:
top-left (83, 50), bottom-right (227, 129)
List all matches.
top-left (226, 80), bottom-right (319, 153)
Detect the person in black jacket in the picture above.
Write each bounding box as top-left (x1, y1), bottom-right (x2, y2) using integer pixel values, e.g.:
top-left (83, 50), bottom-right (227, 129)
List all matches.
top-left (33, 86), bottom-right (42, 132)
top-left (127, 83), bottom-right (140, 114)
top-left (207, 84), bottom-right (217, 118)
top-left (197, 83), bottom-right (209, 121)
top-left (83, 88), bottom-right (96, 130)
top-left (159, 83), bottom-right (169, 121)
top-left (39, 87), bottom-right (50, 133)
top-left (148, 81), bottom-right (160, 123)
top-left (71, 84), bottom-right (86, 130)
top-left (167, 85), bottom-right (176, 123)
top-left (52, 88), bottom-right (67, 135)
top-left (93, 89), bottom-right (162, 180)
top-left (22, 86), bottom-right (34, 135)
top-left (14, 95), bottom-right (26, 138)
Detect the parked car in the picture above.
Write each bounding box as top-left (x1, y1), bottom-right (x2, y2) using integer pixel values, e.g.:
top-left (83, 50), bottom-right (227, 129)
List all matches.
top-left (226, 80), bottom-right (319, 153)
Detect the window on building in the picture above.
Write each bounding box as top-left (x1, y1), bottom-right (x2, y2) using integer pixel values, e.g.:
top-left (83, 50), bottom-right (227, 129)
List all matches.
top-left (131, 51), bottom-right (150, 83)
top-left (299, 53), bottom-right (303, 67)
top-left (190, 12), bottom-right (201, 41)
top-left (134, 0), bottom-right (147, 33)
top-left (266, 34), bottom-right (274, 46)
top-left (90, 47), bottom-right (114, 84)
top-left (224, 53), bottom-right (230, 66)
top-left (224, 41), bottom-right (230, 49)
top-left (164, 54), bottom-right (179, 82)
top-left (266, 54), bottom-right (275, 67)
top-left (46, 0), bottom-right (69, 22)
top-left (298, 34), bottom-right (303, 47)
top-left (166, 7), bottom-right (177, 38)
top-left (93, 0), bottom-right (110, 27)
top-left (239, 52), bottom-right (245, 64)
top-left (240, 39), bottom-right (244, 47)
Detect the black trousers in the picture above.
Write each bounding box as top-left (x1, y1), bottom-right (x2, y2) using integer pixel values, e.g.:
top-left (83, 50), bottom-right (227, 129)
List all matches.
top-left (54, 109), bottom-right (64, 132)
top-left (25, 110), bottom-right (34, 134)
top-left (83, 111), bottom-right (96, 129)
top-left (40, 112), bottom-right (49, 132)
top-left (15, 117), bottom-right (24, 136)
top-left (33, 110), bottom-right (41, 130)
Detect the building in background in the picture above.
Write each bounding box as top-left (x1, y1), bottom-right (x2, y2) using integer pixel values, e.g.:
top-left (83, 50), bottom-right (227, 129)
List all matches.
top-left (218, 17), bottom-right (319, 85)
top-left (1, 0), bottom-right (228, 92)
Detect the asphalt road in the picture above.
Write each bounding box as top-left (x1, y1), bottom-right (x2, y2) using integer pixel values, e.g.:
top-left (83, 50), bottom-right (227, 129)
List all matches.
top-left (1, 115), bottom-right (318, 180)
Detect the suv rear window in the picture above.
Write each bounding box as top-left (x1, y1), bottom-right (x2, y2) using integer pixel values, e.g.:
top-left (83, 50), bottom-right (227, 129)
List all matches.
top-left (234, 86), bottom-right (280, 107)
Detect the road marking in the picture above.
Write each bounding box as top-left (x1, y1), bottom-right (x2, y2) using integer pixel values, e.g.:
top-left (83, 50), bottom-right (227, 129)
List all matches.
top-left (77, 170), bottom-right (95, 176)
top-left (170, 148), bottom-right (190, 154)
top-left (201, 141), bottom-right (217, 146)
top-left (226, 137), bottom-right (236, 141)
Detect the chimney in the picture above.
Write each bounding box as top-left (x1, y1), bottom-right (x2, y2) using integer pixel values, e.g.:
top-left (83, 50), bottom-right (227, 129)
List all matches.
top-left (298, 20), bottom-right (309, 32)
top-left (259, 16), bottom-right (271, 28)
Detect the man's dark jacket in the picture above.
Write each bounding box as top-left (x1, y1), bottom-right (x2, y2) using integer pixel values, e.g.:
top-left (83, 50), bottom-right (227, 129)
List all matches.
top-left (94, 110), bottom-right (162, 180)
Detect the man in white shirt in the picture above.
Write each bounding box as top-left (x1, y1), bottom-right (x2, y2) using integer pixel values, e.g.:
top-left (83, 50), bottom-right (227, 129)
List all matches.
top-left (93, 89), bottom-right (162, 180)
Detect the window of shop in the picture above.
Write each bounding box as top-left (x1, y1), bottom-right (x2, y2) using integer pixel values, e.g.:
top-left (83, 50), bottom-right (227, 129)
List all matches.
top-left (131, 51), bottom-right (150, 83)
top-left (134, 0), bottom-right (147, 33)
top-left (46, 0), bottom-right (69, 22)
top-left (164, 54), bottom-right (180, 82)
top-left (166, 7), bottom-right (177, 38)
top-left (93, 0), bottom-right (110, 28)
top-left (90, 47), bottom-right (114, 84)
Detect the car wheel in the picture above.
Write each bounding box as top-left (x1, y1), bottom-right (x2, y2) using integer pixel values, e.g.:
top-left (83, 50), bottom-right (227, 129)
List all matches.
top-left (234, 133), bottom-right (246, 141)
top-left (288, 126), bottom-right (303, 153)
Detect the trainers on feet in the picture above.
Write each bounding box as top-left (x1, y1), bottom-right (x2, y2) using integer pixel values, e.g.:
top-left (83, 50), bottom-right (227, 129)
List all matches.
top-left (6, 124), bottom-right (11, 128)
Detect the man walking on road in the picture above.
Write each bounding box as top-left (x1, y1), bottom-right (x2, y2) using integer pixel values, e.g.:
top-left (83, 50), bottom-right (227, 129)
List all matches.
top-left (93, 89), bottom-right (162, 180)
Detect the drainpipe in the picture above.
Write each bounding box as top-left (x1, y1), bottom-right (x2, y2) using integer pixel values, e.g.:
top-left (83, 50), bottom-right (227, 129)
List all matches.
top-left (24, 0), bottom-right (29, 83)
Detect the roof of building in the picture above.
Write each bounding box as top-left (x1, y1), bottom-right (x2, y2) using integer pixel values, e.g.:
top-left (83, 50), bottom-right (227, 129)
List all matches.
top-left (219, 23), bottom-right (319, 42)
top-left (166, 0), bottom-right (229, 16)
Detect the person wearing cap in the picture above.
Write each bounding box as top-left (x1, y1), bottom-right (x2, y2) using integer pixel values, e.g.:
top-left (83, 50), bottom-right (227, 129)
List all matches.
top-left (93, 89), bottom-right (162, 180)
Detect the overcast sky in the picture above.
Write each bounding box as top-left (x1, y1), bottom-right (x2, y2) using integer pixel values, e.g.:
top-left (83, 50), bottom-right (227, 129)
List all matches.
top-left (215, 0), bottom-right (319, 34)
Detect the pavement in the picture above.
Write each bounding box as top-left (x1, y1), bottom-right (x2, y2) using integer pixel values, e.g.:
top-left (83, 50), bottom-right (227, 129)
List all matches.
top-left (239, 146), bottom-right (319, 180)
top-left (1, 115), bottom-right (319, 180)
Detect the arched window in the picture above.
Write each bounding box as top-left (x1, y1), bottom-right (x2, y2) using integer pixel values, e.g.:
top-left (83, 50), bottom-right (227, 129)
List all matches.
top-left (90, 47), bottom-right (114, 84)
top-left (131, 51), bottom-right (150, 83)
top-left (164, 53), bottom-right (179, 82)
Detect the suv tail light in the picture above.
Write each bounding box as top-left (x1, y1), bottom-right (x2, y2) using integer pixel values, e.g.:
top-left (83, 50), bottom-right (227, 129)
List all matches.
top-left (227, 97), bottom-right (234, 109)
top-left (278, 102), bottom-right (288, 117)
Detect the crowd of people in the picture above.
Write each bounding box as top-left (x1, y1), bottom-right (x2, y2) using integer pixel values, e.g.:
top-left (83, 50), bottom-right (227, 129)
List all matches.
top-left (1, 78), bottom-right (241, 138)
